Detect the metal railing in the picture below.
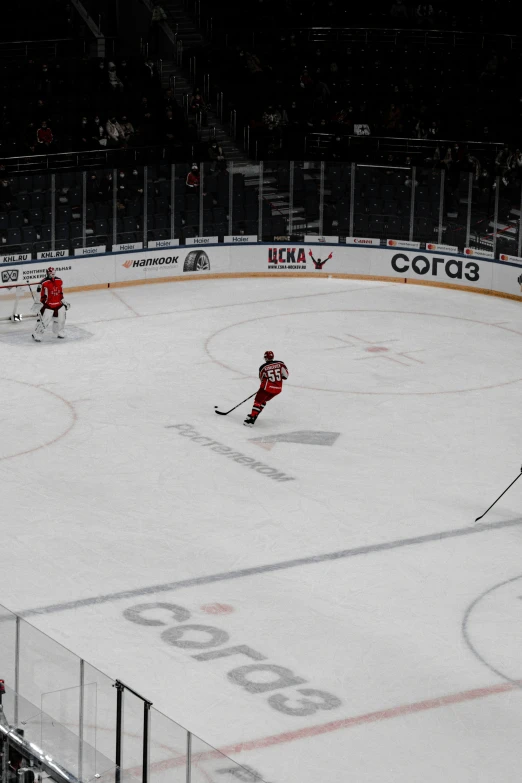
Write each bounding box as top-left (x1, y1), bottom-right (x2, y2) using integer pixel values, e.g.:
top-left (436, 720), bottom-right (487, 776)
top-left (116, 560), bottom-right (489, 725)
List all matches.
top-left (198, 23), bottom-right (522, 50)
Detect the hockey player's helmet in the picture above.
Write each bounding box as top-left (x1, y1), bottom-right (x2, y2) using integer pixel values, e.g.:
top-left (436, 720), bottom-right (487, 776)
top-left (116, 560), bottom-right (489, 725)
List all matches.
top-left (47, 266), bottom-right (56, 277)
top-left (264, 351), bottom-right (274, 362)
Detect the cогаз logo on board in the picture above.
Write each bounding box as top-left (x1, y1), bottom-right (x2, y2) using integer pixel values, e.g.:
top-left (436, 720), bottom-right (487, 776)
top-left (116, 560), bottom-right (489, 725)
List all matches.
top-left (391, 252), bottom-right (480, 282)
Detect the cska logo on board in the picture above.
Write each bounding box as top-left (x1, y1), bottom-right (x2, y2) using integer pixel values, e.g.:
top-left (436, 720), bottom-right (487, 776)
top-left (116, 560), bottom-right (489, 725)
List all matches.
top-left (268, 247), bottom-right (307, 270)
top-left (267, 247), bottom-right (334, 271)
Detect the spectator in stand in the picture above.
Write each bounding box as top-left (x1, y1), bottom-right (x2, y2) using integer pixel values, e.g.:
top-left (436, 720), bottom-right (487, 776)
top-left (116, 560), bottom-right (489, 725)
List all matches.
top-left (37, 63), bottom-right (52, 95)
top-left (95, 60), bottom-right (107, 91)
top-left (385, 103), bottom-right (402, 131)
top-left (466, 152), bottom-right (481, 182)
top-left (150, 0), bottom-right (168, 56)
top-left (190, 90), bottom-right (207, 126)
top-left (128, 169), bottom-right (145, 199)
top-left (208, 139), bottom-right (226, 173)
top-left (87, 172), bottom-right (103, 202)
top-left (107, 62), bottom-right (124, 92)
top-left (100, 171), bottom-right (114, 200)
top-left (163, 87), bottom-right (177, 112)
top-left (263, 105), bottom-right (282, 134)
top-left (427, 120), bottom-right (439, 139)
top-left (36, 120), bottom-right (53, 148)
top-left (245, 51), bottom-right (263, 75)
top-left (390, 0), bottom-right (408, 20)
top-left (495, 145), bottom-right (511, 185)
top-left (75, 116), bottom-right (91, 149)
top-left (120, 115), bottom-right (135, 143)
top-left (118, 59), bottom-right (131, 89)
top-left (91, 115), bottom-right (108, 147)
top-left (186, 164), bottom-right (201, 191)
top-left (413, 118), bottom-right (427, 139)
top-left (415, 3), bottom-right (434, 25)
top-left (162, 108), bottom-right (177, 144)
top-left (143, 59), bottom-right (161, 93)
top-left (299, 68), bottom-right (313, 91)
top-left (106, 116), bottom-right (125, 147)
top-left (116, 171), bottom-right (132, 204)
top-left (283, 101), bottom-right (297, 126)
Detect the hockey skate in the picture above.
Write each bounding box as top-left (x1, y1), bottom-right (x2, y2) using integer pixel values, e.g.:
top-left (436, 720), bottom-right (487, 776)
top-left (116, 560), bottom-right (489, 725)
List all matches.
top-left (243, 415), bottom-right (256, 427)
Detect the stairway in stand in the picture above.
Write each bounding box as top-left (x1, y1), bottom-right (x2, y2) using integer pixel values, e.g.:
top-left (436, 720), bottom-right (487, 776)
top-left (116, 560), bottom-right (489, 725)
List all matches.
top-left (157, 0), bottom-right (247, 164)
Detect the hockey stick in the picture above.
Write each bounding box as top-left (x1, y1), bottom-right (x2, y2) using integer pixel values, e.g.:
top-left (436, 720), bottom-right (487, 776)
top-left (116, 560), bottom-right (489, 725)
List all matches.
top-left (214, 392), bottom-right (257, 416)
top-left (475, 465), bottom-right (522, 522)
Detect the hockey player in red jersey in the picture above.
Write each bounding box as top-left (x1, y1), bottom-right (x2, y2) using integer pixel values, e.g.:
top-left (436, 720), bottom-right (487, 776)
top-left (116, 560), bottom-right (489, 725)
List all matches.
top-left (32, 267), bottom-right (70, 341)
top-left (244, 351), bottom-right (289, 427)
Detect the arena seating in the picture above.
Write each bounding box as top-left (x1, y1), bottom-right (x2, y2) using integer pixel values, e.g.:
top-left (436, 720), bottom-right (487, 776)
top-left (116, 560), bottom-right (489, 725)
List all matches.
top-left (0, 164), bottom-right (284, 254)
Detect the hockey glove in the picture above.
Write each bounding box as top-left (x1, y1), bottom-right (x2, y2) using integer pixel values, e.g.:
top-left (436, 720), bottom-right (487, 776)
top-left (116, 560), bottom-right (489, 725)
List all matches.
top-left (62, 301), bottom-right (71, 310)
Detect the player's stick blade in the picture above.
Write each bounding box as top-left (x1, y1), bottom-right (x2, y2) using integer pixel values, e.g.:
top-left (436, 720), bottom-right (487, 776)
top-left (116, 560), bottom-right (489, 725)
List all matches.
top-left (214, 409), bottom-right (228, 415)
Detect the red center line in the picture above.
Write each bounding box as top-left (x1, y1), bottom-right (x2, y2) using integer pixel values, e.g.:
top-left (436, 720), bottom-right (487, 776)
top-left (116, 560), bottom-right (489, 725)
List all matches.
top-left (143, 680), bottom-right (519, 772)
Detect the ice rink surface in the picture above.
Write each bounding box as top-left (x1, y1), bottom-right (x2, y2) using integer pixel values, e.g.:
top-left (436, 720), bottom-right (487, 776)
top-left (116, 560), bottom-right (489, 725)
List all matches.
top-left (2, 275), bottom-right (522, 782)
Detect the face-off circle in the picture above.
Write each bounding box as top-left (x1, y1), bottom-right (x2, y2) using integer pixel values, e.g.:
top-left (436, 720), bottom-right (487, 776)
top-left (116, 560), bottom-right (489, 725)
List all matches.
top-left (463, 575), bottom-right (522, 684)
top-left (0, 378), bottom-right (76, 461)
top-left (206, 309), bottom-right (522, 396)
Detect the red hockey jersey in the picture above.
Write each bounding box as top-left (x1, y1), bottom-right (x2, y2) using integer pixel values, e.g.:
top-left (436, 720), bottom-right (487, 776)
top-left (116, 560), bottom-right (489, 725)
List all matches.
top-left (258, 360), bottom-right (289, 393)
top-left (40, 277), bottom-right (64, 309)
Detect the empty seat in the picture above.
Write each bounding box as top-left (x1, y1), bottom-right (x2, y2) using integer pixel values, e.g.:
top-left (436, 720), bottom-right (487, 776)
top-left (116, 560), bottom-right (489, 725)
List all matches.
top-left (30, 193), bottom-right (45, 209)
top-left (56, 224), bottom-right (70, 240)
top-left (119, 232), bottom-right (137, 243)
top-left (367, 199), bottom-right (384, 215)
top-left (17, 194), bottom-right (30, 210)
top-left (16, 176), bottom-right (33, 194)
top-left (29, 208), bottom-right (43, 225)
top-left (383, 201), bottom-right (397, 215)
top-left (22, 227), bottom-right (36, 243)
top-left (154, 198), bottom-right (168, 214)
top-left (154, 215), bottom-right (168, 229)
top-left (123, 217), bottom-right (137, 232)
top-left (32, 175), bottom-right (47, 192)
top-left (8, 211), bottom-right (23, 228)
top-left (95, 203), bottom-right (110, 219)
top-left (7, 228), bottom-right (22, 245)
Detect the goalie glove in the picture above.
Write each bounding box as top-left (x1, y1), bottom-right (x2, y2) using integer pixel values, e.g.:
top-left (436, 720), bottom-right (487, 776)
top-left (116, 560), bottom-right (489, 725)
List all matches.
top-left (30, 302), bottom-right (41, 314)
top-left (62, 301), bottom-right (70, 310)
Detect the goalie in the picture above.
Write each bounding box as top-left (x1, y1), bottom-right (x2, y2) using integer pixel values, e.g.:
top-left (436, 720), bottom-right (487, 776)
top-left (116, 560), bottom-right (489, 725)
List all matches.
top-left (32, 267), bottom-right (70, 342)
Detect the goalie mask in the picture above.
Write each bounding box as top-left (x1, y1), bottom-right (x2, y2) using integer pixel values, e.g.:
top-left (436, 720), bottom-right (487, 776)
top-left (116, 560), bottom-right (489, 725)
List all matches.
top-left (264, 350), bottom-right (274, 362)
top-left (47, 266), bottom-right (56, 278)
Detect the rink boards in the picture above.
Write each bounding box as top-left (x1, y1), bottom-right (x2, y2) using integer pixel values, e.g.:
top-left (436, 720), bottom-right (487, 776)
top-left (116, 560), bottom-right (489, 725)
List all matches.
top-left (1, 243), bottom-right (522, 300)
